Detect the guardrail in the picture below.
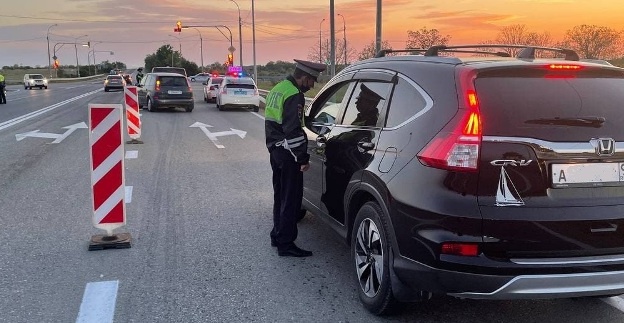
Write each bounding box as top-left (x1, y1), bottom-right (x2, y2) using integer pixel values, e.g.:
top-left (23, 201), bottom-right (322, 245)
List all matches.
top-left (4, 74), bottom-right (107, 85)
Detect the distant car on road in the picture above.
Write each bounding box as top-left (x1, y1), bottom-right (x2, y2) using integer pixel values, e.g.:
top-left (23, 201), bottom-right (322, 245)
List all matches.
top-left (104, 74), bottom-right (125, 92)
top-left (203, 75), bottom-right (224, 103)
top-left (137, 72), bottom-right (194, 112)
top-left (189, 73), bottom-right (210, 83)
top-left (23, 74), bottom-right (48, 90)
top-left (216, 76), bottom-right (260, 112)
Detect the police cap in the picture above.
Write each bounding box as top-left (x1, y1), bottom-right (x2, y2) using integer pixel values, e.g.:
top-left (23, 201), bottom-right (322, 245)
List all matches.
top-left (358, 84), bottom-right (384, 103)
top-left (294, 59), bottom-right (327, 81)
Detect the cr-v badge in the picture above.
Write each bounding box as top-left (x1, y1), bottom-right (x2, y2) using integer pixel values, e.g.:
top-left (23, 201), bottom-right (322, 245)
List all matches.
top-left (490, 160), bottom-right (532, 207)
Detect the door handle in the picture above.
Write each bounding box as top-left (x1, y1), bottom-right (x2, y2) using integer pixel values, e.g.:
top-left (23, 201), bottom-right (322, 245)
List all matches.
top-left (357, 140), bottom-right (375, 151)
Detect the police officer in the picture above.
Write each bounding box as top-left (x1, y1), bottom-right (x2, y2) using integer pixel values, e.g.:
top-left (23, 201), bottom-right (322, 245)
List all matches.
top-left (135, 67), bottom-right (144, 85)
top-left (0, 73), bottom-right (6, 104)
top-left (265, 59), bottom-right (326, 257)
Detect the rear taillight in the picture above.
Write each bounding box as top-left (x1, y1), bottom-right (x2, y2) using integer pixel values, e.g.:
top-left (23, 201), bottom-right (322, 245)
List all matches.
top-left (155, 80), bottom-right (161, 91)
top-left (417, 89), bottom-right (482, 172)
top-left (209, 86), bottom-right (215, 90)
top-left (441, 242), bottom-right (479, 257)
top-left (254, 87), bottom-right (259, 96)
top-left (221, 86), bottom-right (227, 94)
top-left (547, 64), bottom-right (582, 70)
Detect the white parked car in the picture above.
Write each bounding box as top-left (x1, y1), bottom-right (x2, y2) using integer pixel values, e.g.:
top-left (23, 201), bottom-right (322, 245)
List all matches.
top-left (216, 76), bottom-right (260, 112)
top-left (189, 73), bottom-right (210, 83)
top-left (202, 75), bottom-right (224, 103)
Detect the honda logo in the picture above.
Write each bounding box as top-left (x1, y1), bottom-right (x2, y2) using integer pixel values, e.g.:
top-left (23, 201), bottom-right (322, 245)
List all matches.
top-left (594, 138), bottom-right (616, 156)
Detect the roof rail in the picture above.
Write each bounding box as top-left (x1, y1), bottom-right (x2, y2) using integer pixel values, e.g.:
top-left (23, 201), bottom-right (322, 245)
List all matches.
top-left (516, 46), bottom-right (579, 61)
top-left (424, 44), bottom-right (580, 61)
top-left (375, 49), bottom-right (426, 58)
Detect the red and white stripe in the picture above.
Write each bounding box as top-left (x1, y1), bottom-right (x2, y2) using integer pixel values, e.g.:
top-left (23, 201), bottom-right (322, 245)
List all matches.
top-left (89, 104), bottom-right (126, 233)
top-left (124, 86), bottom-right (141, 139)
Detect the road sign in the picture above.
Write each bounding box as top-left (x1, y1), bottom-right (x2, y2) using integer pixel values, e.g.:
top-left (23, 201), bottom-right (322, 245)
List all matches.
top-left (124, 86), bottom-right (142, 144)
top-left (228, 46), bottom-right (236, 53)
top-left (88, 104), bottom-right (131, 250)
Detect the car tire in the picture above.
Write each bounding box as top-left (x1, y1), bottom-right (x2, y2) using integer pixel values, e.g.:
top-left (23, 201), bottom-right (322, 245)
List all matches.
top-left (204, 94), bottom-right (208, 102)
top-left (352, 201), bottom-right (398, 315)
top-left (105, 88), bottom-right (109, 92)
top-left (253, 106), bottom-right (260, 112)
top-left (191, 78), bottom-right (195, 82)
top-left (185, 106), bottom-right (193, 112)
top-left (44, 86), bottom-right (48, 89)
top-left (147, 98), bottom-right (154, 112)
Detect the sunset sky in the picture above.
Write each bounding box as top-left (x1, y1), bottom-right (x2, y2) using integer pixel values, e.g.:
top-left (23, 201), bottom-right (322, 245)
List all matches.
top-left (1, 0), bottom-right (623, 69)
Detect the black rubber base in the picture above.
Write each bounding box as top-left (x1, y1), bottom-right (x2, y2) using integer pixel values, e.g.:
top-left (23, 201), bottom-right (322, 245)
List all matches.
top-left (125, 139), bottom-right (144, 144)
top-left (88, 232), bottom-right (132, 251)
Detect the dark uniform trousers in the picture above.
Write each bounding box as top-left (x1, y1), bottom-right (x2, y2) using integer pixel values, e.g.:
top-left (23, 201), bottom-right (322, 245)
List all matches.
top-left (270, 148), bottom-right (304, 248)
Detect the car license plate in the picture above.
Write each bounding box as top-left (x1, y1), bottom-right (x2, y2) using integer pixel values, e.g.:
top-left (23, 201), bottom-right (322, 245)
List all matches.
top-left (168, 90), bottom-right (182, 95)
top-left (552, 163), bottom-right (624, 188)
top-left (234, 89), bottom-right (247, 95)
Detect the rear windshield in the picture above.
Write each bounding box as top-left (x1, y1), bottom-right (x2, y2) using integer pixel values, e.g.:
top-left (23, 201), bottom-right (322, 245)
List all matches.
top-left (29, 74), bottom-right (44, 79)
top-left (158, 76), bottom-right (188, 86)
top-left (151, 67), bottom-right (187, 76)
top-left (226, 78), bottom-right (255, 89)
top-left (475, 67), bottom-right (624, 141)
top-left (108, 76), bottom-right (122, 80)
top-left (211, 78), bottom-right (223, 85)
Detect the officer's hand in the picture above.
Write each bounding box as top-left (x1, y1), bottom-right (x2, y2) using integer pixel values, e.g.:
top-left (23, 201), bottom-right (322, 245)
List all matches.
top-left (300, 163), bottom-right (310, 172)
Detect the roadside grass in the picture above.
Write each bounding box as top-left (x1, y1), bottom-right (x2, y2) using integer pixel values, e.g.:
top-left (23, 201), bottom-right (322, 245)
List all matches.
top-left (256, 80), bottom-right (326, 98)
top-left (1, 68), bottom-right (48, 83)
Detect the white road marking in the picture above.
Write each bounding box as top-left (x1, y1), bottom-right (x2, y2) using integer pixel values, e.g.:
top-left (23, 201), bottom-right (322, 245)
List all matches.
top-left (0, 89), bottom-right (101, 131)
top-left (602, 296), bottom-right (624, 313)
top-left (251, 112), bottom-right (264, 120)
top-left (125, 186), bottom-right (133, 204)
top-left (75, 280), bottom-right (119, 323)
top-left (125, 150), bottom-right (138, 159)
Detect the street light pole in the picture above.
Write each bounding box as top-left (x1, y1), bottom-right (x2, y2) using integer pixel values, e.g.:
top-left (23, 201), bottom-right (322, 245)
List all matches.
top-left (330, 0), bottom-right (336, 77)
top-left (337, 14), bottom-right (346, 66)
top-left (168, 34), bottom-right (182, 66)
top-left (190, 28), bottom-right (204, 72)
top-left (230, 0), bottom-right (243, 67)
top-left (74, 35), bottom-right (88, 77)
top-left (252, 0), bottom-right (257, 81)
top-left (47, 24), bottom-right (58, 79)
top-left (375, 0), bottom-right (382, 55)
top-left (319, 19), bottom-right (325, 64)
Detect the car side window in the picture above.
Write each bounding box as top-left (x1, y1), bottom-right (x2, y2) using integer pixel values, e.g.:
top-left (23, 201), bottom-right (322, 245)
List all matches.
top-left (385, 77), bottom-right (429, 128)
top-left (308, 81), bottom-right (356, 135)
top-left (341, 82), bottom-right (392, 127)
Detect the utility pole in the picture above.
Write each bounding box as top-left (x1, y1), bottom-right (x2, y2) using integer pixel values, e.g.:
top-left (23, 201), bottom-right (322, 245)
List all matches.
top-left (329, 0), bottom-right (336, 77)
top-left (252, 0), bottom-right (257, 81)
top-left (319, 19), bottom-right (325, 64)
top-left (375, 0), bottom-right (382, 55)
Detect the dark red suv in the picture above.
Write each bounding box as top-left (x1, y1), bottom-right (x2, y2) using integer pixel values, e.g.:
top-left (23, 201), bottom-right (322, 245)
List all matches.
top-left (301, 45), bottom-right (624, 314)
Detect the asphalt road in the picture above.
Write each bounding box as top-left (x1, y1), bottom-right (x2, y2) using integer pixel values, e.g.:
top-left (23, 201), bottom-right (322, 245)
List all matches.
top-left (1, 81), bottom-right (623, 322)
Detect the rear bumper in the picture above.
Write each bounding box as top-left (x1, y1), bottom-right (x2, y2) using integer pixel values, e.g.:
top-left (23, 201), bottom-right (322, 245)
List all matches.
top-left (393, 256), bottom-right (624, 300)
top-left (152, 98), bottom-right (194, 108)
top-left (220, 96), bottom-right (260, 107)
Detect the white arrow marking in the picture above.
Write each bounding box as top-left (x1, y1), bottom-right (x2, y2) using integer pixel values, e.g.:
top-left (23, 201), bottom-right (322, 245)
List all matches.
top-left (189, 122), bottom-right (246, 149)
top-left (15, 122), bottom-right (88, 144)
top-left (51, 122), bottom-right (88, 143)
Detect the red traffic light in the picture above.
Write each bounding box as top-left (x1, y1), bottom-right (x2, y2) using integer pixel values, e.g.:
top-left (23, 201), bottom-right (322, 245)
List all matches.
top-left (174, 21), bottom-right (182, 32)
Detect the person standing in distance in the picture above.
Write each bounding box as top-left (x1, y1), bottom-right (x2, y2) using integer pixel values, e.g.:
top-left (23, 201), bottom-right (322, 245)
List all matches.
top-left (0, 73), bottom-right (6, 104)
top-left (264, 59), bottom-right (327, 257)
top-left (135, 67), bottom-right (144, 85)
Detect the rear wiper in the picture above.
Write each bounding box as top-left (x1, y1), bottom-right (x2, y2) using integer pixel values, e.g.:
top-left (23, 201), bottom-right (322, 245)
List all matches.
top-left (524, 116), bottom-right (605, 128)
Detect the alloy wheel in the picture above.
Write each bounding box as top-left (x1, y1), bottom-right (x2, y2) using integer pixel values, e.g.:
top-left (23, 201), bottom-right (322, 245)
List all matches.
top-left (355, 218), bottom-right (384, 298)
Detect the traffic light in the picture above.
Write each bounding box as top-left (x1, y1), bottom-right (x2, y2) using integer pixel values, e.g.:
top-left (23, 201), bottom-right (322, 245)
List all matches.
top-left (53, 59), bottom-right (60, 69)
top-left (174, 21), bottom-right (182, 33)
top-left (227, 53), bottom-right (234, 66)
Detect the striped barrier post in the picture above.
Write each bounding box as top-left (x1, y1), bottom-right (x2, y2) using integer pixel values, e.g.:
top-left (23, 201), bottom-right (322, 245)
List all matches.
top-left (124, 86), bottom-right (143, 144)
top-left (88, 104), bottom-right (131, 251)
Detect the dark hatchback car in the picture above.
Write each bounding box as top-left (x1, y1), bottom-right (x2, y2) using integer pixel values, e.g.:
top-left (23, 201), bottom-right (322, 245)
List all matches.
top-left (301, 45), bottom-right (624, 314)
top-left (137, 72), bottom-right (194, 112)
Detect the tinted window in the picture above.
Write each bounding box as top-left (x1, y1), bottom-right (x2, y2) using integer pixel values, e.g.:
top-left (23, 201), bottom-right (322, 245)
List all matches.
top-left (151, 67), bottom-right (187, 76)
top-left (475, 69), bottom-right (624, 140)
top-left (385, 77), bottom-right (428, 128)
top-left (211, 77), bottom-right (223, 85)
top-left (29, 74), bottom-right (44, 79)
top-left (342, 82), bottom-right (392, 127)
top-left (158, 76), bottom-right (188, 86)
